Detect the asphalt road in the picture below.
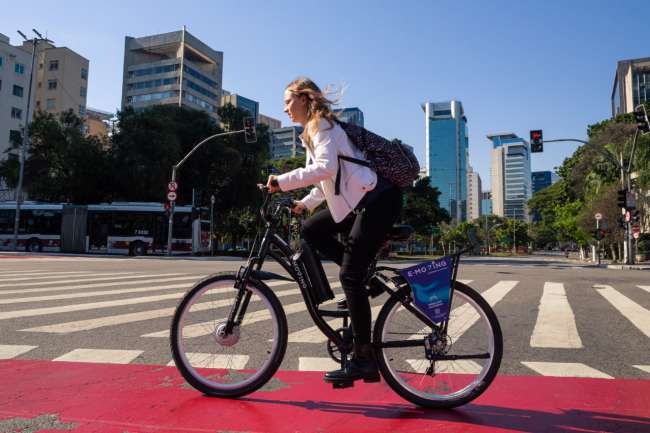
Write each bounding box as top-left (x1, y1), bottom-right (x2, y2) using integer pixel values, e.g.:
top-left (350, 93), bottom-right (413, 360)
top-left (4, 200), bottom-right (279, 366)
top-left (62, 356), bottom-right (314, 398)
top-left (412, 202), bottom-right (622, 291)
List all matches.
top-left (0, 253), bottom-right (648, 379)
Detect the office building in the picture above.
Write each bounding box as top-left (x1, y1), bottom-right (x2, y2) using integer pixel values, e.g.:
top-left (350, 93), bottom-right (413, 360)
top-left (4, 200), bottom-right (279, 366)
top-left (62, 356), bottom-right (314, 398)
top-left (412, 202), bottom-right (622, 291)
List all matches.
top-left (334, 107), bottom-right (364, 127)
top-left (489, 133), bottom-right (532, 221)
top-left (121, 28), bottom-right (223, 120)
top-left (531, 170), bottom-right (560, 194)
top-left (611, 57), bottom-right (650, 117)
top-left (258, 114), bottom-right (281, 130)
top-left (221, 92), bottom-right (259, 121)
top-left (0, 33), bottom-right (34, 162)
top-left (481, 191), bottom-right (493, 215)
top-left (423, 100), bottom-right (468, 222)
top-left (270, 126), bottom-right (304, 160)
top-left (467, 165), bottom-right (482, 221)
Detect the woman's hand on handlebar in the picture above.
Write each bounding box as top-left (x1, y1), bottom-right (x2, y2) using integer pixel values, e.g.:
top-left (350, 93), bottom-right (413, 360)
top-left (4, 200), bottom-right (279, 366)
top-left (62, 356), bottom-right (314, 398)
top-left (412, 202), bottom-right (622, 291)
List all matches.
top-left (291, 200), bottom-right (306, 215)
top-left (266, 175), bottom-right (281, 193)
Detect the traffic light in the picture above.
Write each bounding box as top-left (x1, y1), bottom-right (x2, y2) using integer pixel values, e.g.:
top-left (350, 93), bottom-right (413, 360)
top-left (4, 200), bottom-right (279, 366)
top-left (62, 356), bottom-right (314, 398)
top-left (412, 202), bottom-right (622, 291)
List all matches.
top-left (530, 130), bottom-right (543, 153)
top-left (243, 117), bottom-right (257, 143)
top-left (594, 229), bottom-right (606, 241)
top-left (634, 105), bottom-right (650, 135)
top-left (617, 189), bottom-right (627, 208)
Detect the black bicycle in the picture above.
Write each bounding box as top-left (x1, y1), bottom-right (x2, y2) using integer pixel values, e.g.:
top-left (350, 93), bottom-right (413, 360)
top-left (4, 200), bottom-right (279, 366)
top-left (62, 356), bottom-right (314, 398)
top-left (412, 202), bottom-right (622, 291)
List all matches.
top-left (170, 185), bottom-right (502, 408)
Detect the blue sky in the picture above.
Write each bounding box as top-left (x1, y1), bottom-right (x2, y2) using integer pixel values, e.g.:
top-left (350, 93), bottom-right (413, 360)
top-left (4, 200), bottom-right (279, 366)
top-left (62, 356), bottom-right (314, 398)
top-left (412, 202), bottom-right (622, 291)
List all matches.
top-left (3, 0), bottom-right (649, 187)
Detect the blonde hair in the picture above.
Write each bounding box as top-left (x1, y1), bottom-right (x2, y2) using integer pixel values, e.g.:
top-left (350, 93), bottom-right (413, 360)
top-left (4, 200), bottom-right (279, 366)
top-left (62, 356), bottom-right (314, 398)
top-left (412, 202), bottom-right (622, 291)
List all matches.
top-left (285, 77), bottom-right (343, 149)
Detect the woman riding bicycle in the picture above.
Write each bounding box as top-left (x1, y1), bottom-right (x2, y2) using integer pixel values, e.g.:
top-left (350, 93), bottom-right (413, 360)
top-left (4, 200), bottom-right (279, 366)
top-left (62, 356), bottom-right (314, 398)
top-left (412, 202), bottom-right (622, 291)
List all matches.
top-left (266, 77), bottom-right (403, 384)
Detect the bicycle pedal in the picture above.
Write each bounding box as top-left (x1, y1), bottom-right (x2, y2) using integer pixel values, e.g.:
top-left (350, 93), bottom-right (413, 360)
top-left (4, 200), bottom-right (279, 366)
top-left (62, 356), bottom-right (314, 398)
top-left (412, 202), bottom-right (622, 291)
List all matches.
top-left (331, 381), bottom-right (354, 389)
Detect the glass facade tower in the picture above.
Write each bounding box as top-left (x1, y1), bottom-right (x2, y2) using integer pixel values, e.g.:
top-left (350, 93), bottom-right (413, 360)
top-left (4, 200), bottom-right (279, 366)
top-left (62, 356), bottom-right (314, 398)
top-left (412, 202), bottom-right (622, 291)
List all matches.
top-left (488, 133), bottom-right (531, 221)
top-left (424, 101), bottom-right (468, 222)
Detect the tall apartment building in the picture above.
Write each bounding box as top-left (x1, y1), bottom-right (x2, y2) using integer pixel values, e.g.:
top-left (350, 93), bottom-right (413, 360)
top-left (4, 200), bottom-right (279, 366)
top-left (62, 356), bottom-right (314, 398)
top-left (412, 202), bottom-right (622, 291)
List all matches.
top-left (258, 114), bottom-right (281, 130)
top-left (121, 28), bottom-right (223, 120)
top-left (334, 107), bottom-right (364, 127)
top-left (270, 126), bottom-right (304, 160)
top-left (0, 33), bottom-right (34, 165)
top-left (22, 40), bottom-right (89, 118)
top-left (489, 133), bottom-right (532, 221)
top-left (611, 57), bottom-right (650, 117)
top-left (481, 191), bottom-right (493, 215)
top-left (467, 165), bottom-right (482, 221)
top-left (423, 100), bottom-right (468, 222)
top-left (221, 91), bottom-right (259, 121)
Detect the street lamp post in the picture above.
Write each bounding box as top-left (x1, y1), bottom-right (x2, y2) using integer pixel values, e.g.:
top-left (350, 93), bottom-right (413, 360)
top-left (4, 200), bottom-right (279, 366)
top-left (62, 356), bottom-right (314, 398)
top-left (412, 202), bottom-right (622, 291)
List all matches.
top-left (210, 194), bottom-right (215, 256)
top-left (12, 29), bottom-right (52, 251)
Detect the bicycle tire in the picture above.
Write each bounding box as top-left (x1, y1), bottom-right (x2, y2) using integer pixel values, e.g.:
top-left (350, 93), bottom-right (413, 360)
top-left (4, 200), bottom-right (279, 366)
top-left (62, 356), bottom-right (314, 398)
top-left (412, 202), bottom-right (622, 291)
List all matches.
top-left (374, 281), bottom-right (502, 408)
top-left (170, 272), bottom-right (288, 397)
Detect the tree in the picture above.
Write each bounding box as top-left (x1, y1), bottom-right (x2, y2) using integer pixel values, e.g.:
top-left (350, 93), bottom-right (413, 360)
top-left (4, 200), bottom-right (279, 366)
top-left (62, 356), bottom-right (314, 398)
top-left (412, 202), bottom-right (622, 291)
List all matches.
top-left (0, 110), bottom-right (111, 203)
top-left (402, 177), bottom-right (450, 234)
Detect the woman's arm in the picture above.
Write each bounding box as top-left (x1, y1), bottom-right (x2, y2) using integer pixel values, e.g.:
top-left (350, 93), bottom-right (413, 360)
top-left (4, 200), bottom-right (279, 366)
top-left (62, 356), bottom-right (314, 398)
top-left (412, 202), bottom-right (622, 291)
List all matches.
top-left (275, 126), bottom-right (338, 192)
top-left (300, 187), bottom-right (325, 210)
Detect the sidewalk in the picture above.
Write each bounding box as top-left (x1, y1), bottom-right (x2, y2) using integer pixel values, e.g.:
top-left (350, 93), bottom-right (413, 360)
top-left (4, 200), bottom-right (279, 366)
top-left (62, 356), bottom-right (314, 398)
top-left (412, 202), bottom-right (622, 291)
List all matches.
top-left (0, 359), bottom-right (648, 433)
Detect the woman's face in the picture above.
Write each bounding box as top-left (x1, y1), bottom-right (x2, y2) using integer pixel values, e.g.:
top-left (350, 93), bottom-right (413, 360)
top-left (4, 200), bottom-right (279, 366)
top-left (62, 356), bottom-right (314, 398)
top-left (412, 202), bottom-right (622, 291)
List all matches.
top-left (284, 90), bottom-right (309, 125)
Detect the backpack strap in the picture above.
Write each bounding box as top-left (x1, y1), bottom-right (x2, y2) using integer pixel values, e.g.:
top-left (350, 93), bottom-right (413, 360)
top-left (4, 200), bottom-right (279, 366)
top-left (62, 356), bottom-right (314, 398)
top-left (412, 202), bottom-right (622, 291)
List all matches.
top-left (335, 155), bottom-right (370, 195)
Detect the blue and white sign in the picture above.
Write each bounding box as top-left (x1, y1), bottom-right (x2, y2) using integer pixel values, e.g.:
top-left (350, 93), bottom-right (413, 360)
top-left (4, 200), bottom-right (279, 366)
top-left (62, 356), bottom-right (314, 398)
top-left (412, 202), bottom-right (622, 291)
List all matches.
top-left (399, 256), bottom-right (453, 323)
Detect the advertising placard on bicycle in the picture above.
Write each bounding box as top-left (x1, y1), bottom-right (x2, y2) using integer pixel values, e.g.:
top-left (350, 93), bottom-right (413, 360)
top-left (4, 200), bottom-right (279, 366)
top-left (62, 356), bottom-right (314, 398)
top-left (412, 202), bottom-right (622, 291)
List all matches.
top-left (399, 256), bottom-right (453, 323)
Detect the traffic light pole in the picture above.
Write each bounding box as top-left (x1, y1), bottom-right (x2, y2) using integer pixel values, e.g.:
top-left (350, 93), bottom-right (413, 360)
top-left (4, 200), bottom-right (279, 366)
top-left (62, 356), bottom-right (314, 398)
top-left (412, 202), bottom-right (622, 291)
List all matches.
top-left (166, 130), bottom-right (244, 256)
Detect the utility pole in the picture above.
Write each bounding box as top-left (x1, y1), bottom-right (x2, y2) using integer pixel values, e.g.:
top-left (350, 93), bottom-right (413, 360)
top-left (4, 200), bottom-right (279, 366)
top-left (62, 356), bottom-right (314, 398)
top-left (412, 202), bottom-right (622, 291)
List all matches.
top-left (12, 29), bottom-right (53, 251)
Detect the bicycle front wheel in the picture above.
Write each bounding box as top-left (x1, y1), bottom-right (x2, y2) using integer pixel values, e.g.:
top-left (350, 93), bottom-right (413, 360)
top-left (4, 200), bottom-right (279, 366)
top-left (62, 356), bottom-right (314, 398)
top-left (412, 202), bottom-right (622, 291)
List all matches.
top-left (170, 272), bottom-right (288, 397)
top-left (374, 281), bottom-right (502, 408)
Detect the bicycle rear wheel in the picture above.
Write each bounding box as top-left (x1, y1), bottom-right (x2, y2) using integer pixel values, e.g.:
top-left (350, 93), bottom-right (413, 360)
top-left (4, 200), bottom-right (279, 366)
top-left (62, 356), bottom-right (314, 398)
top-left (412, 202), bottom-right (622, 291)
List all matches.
top-left (170, 272), bottom-right (288, 397)
top-left (374, 281), bottom-right (502, 408)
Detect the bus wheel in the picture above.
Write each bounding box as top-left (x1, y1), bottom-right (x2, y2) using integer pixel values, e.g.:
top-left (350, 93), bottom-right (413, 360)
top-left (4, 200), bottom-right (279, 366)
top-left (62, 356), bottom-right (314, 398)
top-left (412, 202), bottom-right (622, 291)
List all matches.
top-left (130, 241), bottom-right (147, 256)
top-left (26, 239), bottom-right (42, 252)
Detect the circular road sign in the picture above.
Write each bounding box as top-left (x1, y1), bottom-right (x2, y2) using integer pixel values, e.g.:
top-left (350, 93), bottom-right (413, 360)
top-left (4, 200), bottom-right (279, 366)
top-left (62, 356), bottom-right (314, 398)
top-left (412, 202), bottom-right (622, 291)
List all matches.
top-left (168, 181), bottom-right (178, 192)
top-left (594, 213), bottom-right (603, 220)
top-left (633, 232), bottom-right (640, 239)
top-left (625, 211), bottom-right (631, 223)
top-left (167, 191), bottom-right (177, 201)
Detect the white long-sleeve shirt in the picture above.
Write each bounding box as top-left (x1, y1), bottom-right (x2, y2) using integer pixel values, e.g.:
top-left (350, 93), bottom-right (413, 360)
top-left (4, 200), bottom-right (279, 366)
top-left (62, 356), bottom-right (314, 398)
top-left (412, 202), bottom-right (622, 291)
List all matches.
top-left (276, 119), bottom-right (377, 223)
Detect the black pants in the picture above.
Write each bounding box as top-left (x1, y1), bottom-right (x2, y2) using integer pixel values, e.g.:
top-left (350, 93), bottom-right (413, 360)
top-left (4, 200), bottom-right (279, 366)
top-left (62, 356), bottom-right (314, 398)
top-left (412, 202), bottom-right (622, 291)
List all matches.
top-left (301, 185), bottom-right (402, 345)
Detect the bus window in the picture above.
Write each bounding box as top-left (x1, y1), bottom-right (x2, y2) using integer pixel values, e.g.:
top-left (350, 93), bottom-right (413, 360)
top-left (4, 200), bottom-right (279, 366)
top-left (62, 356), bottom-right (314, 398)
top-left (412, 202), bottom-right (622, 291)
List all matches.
top-left (111, 213), bottom-right (133, 237)
top-left (131, 213), bottom-right (153, 237)
top-left (173, 213), bottom-right (192, 239)
top-left (88, 211), bottom-right (111, 249)
top-left (0, 210), bottom-right (14, 234)
top-left (29, 210), bottom-right (62, 235)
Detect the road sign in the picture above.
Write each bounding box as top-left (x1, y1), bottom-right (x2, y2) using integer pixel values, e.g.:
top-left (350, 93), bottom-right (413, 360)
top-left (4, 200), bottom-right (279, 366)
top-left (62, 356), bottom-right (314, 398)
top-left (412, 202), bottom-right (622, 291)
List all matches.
top-left (167, 191), bottom-right (177, 201)
top-left (632, 225), bottom-right (640, 234)
top-left (633, 232), bottom-right (640, 239)
top-left (168, 182), bottom-right (178, 192)
top-left (594, 213), bottom-right (602, 221)
top-left (624, 210), bottom-right (631, 223)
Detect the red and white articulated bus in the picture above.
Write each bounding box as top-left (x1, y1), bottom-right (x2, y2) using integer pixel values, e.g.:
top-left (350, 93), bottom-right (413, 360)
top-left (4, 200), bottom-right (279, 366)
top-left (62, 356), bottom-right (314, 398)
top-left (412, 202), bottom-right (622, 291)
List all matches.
top-left (0, 202), bottom-right (210, 256)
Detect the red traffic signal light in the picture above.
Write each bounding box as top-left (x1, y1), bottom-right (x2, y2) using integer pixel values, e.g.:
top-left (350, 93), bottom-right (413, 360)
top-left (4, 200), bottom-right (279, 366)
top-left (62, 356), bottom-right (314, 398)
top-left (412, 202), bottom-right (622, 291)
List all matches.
top-left (243, 117), bottom-right (257, 143)
top-left (530, 130), bottom-right (543, 153)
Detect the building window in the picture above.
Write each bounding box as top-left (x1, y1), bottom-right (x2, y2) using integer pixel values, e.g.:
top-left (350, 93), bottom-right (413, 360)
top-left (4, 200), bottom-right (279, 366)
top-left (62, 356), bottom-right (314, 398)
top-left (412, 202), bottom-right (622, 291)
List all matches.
top-left (15, 63), bottom-right (25, 74)
top-left (0, 56), bottom-right (3, 67)
top-left (48, 80), bottom-right (57, 90)
top-left (39, 63), bottom-right (43, 69)
top-left (13, 85), bottom-right (24, 97)
top-left (49, 60), bottom-right (59, 71)
top-left (9, 130), bottom-right (22, 144)
top-left (80, 87), bottom-right (87, 97)
top-left (0, 79), bottom-right (2, 90)
top-left (79, 105), bottom-right (86, 116)
top-left (46, 98), bottom-right (55, 110)
top-left (81, 68), bottom-right (88, 79)
top-left (11, 107), bottom-right (22, 119)
top-left (36, 100), bottom-right (41, 108)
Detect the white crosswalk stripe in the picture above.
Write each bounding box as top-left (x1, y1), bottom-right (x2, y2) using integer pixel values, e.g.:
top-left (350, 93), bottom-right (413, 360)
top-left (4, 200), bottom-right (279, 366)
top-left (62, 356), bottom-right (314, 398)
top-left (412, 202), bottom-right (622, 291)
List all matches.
top-left (633, 365), bottom-right (650, 374)
top-left (298, 357), bottom-right (339, 371)
top-left (530, 282), bottom-right (582, 348)
top-left (0, 344), bottom-right (38, 359)
top-left (0, 273), bottom-right (196, 294)
top-left (594, 284), bottom-right (650, 339)
top-left (288, 304), bottom-right (383, 344)
top-left (0, 271), bottom-right (89, 279)
top-left (637, 285), bottom-right (650, 294)
top-left (21, 281), bottom-right (311, 334)
top-left (53, 348), bottom-right (143, 364)
top-left (0, 272), bottom-right (101, 284)
top-left (167, 353), bottom-right (249, 369)
top-left (521, 361), bottom-right (613, 379)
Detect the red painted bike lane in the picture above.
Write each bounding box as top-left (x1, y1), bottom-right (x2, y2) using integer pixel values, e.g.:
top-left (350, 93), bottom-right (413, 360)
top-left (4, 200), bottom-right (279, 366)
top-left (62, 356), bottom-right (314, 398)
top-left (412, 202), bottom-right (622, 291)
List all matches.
top-left (0, 359), bottom-right (648, 433)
